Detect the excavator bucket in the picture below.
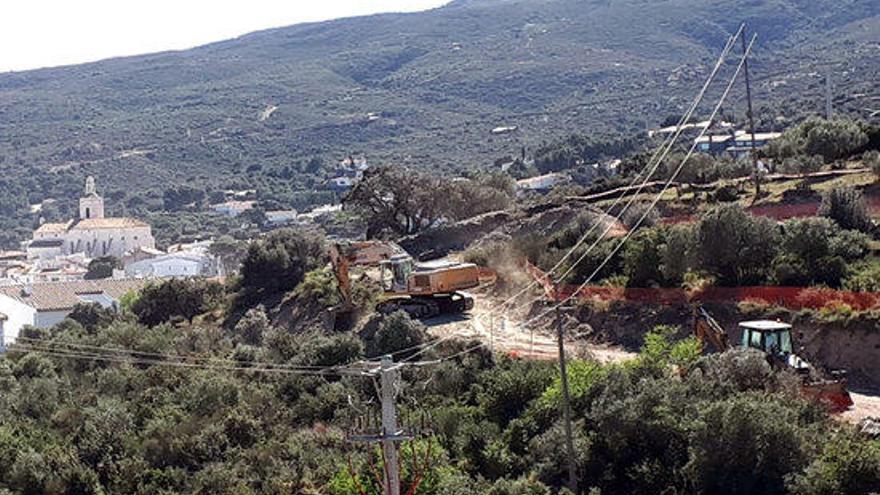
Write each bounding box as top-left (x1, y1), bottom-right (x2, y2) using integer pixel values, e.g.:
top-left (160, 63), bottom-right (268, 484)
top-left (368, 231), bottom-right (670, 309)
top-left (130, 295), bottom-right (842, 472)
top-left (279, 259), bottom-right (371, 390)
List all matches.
top-left (801, 380), bottom-right (854, 413)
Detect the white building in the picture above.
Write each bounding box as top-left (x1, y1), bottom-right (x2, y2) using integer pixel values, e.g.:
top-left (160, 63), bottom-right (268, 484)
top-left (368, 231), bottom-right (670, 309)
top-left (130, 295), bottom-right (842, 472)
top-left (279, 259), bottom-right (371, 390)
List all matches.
top-left (265, 210), bottom-right (298, 226)
top-left (211, 200), bottom-right (255, 217)
top-left (125, 252), bottom-right (215, 278)
top-left (29, 177), bottom-right (155, 259)
top-left (0, 279), bottom-right (149, 343)
top-left (516, 173), bottom-right (569, 193)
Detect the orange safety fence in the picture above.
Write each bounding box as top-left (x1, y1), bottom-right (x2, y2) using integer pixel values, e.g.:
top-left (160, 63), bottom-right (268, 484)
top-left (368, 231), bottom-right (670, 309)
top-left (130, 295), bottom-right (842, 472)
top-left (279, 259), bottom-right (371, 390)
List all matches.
top-left (524, 260), bottom-right (880, 310)
top-left (567, 286), bottom-right (880, 311)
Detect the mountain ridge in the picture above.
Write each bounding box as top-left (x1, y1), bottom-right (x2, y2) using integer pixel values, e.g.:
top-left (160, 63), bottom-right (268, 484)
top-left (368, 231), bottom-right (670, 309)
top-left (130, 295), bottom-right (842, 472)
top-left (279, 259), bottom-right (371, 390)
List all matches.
top-left (0, 0), bottom-right (876, 246)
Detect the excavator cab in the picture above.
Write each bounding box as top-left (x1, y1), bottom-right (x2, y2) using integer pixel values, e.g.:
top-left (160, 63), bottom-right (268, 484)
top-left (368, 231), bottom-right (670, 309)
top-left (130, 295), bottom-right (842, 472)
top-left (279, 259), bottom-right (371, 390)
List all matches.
top-left (380, 254), bottom-right (414, 294)
top-left (738, 320), bottom-right (793, 357)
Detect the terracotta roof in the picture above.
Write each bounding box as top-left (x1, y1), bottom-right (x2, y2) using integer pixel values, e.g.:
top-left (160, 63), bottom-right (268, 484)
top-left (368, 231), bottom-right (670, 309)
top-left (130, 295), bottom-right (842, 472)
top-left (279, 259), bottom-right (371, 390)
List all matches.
top-left (0, 279), bottom-right (151, 311)
top-left (34, 221), bottom-right (73, 235)
top-left (70, 218), bottom-right (149, 230)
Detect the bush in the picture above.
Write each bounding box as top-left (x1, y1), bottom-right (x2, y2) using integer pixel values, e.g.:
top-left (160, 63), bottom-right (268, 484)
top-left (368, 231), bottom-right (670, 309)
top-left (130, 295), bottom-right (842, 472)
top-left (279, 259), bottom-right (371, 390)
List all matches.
top-left (843, 260), bottom-right (880, 292)
top-left (239, 229), bottom-right (326, 295)
top-left (772, 217), bottom-right (869, 287)
top-left (695, 204), bottom-right (778, 285)
top-left (67, 303), bottom-right (117, 332)
top-left (132, 278), bottom-right (224, 326)
top-left (660, 224), bottom-right (695, 285)
top-left (623, 227), bottom-right (665, 287)
top-left (818, 186), bottom-right (872, 233)
top-left (865, 150), bottom-right (880, 180)
top-left (366, 311), bottom-right (427, 358)
top-left (781, 155), bottom-right (823, 176)
top-left (767, 117), bottom-right (868, 163)
top-left (788, 433), bottom-right (880, 495)
top-left (621, 202), bottom-right (659, 231)
top-left (686, 395), bottom-right (811, 495)
top-left (84, 256), bottom-right (121, 280)
top-left (233, 305), bottom-right (270, 345)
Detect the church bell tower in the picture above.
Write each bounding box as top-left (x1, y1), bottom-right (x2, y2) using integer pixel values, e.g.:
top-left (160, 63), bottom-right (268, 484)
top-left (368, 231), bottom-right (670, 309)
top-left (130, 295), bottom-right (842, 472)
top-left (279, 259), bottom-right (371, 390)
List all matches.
top-left (79, 176), bottom-right (105, 220)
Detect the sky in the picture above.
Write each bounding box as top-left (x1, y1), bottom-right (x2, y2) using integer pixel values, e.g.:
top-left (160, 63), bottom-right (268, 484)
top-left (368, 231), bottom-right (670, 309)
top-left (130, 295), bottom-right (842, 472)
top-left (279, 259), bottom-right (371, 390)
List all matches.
top-left (0, 0), bottom-right (450, 72)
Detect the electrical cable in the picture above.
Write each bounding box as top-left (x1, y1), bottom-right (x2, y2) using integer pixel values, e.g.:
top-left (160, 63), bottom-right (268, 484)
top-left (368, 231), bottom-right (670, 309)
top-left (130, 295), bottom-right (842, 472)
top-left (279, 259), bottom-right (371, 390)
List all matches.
top-left (405, 34), bottom-right (758, 367)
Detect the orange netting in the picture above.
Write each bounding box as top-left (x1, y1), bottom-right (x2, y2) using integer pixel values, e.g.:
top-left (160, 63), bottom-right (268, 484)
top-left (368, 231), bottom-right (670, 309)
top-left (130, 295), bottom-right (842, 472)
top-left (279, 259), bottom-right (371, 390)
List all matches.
top-left (524, 261), bottom-right (880, 310)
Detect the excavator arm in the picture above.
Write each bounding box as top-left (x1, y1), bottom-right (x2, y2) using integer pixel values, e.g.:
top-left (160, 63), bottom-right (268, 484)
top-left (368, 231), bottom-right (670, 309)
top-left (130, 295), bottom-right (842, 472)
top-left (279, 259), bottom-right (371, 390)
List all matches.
top-left (692, 305), bottom-right (730, 353)
top-left (329, 241), bottom-right (408, 307)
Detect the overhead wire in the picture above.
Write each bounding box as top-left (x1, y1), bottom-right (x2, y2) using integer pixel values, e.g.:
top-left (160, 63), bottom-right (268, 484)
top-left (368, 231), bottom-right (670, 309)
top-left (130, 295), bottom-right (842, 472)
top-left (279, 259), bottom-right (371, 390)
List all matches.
top-left (12, 336), bottom-right (335, 371)
top-left (514, 34), bottom-right (759, 331)
top-left (478, 25), bottom-right (744, 318)
top-left (7, 341), bottom-right (377, 377)
top-left (396, 28), bottom-right (745, 364)
top-left (406, 33), bottom-right (758, 367)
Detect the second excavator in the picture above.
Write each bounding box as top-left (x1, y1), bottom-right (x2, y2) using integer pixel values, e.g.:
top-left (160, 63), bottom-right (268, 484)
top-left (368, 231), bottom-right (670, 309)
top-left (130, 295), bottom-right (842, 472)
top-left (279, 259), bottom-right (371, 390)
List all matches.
top-left (693, 305), bottom-right (853, 412)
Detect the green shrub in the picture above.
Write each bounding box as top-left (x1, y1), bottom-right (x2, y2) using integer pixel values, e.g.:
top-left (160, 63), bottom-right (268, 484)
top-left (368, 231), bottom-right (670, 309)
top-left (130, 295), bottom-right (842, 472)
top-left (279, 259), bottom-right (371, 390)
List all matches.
top-left (818, 186), bottom-right (872, 233)
top-left (843, 260), bottom-right (880, 292)
top-left (623, 227), bottom-right (665, 287)
top-left (788, 433), bottom-right (880, 495)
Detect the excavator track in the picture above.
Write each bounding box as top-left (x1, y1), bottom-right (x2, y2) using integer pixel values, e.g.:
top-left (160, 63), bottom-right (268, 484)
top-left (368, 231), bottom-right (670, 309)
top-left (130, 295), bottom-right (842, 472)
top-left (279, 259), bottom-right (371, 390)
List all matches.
top-left (377, 292), bottom-right (474, 320)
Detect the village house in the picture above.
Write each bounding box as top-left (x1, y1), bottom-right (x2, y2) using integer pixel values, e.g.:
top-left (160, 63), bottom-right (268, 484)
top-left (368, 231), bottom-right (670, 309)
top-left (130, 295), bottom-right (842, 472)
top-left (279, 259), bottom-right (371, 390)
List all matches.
top-left (265, 210), bottom-right (299, 226)
top-left (211, 200), bottom-right (256, 217)
top-left (0, 278), bottom-right (149, 343)
top-left (125, 252), bottom-right (216, 278)
top-left (29, 177), bottom-right (155, 259)
top-left (516, 172), bottom-right (570, 194)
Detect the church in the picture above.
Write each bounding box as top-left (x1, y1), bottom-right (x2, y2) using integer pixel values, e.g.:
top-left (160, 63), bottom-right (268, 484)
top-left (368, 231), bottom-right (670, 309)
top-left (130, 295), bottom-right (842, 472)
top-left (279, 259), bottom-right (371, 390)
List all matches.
top-left (29, 177), bottom-right (156, 259)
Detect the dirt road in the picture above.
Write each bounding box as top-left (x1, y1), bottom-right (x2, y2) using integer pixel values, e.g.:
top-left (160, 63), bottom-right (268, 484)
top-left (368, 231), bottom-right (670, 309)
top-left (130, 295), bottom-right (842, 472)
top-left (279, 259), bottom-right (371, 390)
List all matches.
top-left (841, 391), bottom-right (880, 424)
top-left (424, 291), bottom-right (635, 363)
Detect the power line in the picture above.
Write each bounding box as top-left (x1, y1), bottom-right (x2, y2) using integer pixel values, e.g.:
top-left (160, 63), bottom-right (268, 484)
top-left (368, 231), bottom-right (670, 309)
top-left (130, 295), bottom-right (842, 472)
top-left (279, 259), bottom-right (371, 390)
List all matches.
top-left (7, 342), bottom-right (375, 377)
top-left (12, 336), bottom-right (335, 371)
top-left (478, 26), bottom-right (744, 318)
top-left (515, 34), bottom-right (758, 331)
top-left (412, 34), bottom-right (759, 368)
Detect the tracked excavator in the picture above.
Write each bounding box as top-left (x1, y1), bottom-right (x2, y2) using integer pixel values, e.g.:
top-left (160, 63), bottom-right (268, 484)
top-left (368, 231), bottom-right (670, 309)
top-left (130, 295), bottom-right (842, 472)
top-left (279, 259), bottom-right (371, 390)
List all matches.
top-left (693, 306), bottom-right (853, 412)
top-left (329, 240), bottom-right (480, 319)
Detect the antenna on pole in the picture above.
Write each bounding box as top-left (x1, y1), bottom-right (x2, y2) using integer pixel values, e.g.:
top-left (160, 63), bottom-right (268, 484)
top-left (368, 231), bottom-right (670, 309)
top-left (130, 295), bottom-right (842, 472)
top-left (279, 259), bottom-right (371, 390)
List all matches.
top-left (740, 25), bottom-right (760, 199)
top-left (825, 71), bottom-right (834, 120)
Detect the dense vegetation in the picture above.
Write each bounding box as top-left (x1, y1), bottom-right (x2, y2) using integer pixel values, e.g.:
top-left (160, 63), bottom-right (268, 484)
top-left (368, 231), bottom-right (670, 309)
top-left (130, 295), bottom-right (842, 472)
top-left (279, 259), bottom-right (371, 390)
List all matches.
top-left (2, 302), bottom-right (878, 494)
top-left (523, 184), bottom-right (879, 290)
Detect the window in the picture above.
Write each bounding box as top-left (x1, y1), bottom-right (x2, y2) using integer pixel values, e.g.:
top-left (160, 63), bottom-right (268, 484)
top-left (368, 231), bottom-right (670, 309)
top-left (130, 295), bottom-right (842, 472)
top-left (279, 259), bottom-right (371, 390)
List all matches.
top-left (749, 330), bottom-right (762, 349)
top-left (779, 331), bottom-right (793, 354)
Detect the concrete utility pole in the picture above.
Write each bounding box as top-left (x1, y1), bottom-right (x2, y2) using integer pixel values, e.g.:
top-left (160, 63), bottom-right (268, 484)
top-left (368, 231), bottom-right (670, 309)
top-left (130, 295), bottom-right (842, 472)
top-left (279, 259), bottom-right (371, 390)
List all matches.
top-left (347, 356), bottom-right (412, 495)
top-left (380, 355), bottom-right (402, 495)
top-left (741, 27), bottom-right (760, 198)
top-left (825, 72), bottom-right (834, 120)
top-left (555, 284), bottom-right (578, 494)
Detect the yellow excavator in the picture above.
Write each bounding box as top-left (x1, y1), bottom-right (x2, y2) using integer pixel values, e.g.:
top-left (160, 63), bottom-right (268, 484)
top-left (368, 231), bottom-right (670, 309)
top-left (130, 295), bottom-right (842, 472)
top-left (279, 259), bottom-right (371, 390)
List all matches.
top-left (693, 306), bottom-right (853, 412)
top-left (329, 240), bottom-right (480, 319)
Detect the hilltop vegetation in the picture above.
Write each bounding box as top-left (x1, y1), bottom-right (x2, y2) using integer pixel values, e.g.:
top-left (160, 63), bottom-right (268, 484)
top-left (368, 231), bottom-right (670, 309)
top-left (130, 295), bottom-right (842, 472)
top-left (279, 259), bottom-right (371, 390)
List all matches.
top-left (0, 0), bottom-right (877, 247)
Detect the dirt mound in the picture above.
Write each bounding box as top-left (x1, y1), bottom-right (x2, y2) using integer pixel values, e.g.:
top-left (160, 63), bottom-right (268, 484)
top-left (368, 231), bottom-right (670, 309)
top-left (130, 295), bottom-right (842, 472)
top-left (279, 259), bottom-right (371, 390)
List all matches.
top-left (399, 203), bottom-right (627, 257)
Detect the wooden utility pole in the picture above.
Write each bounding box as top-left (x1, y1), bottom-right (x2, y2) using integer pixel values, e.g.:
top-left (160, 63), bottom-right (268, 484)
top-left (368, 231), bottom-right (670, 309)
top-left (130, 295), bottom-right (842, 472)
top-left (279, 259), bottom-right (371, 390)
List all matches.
top-left (741, 27), bottom-right (760, 198)
top-left (555, 284), bottom-right (578, 494)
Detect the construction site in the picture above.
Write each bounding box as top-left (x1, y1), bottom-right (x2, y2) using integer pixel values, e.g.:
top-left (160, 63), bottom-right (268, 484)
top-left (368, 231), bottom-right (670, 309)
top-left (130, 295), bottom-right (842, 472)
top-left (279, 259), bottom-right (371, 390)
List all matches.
top-left (2, 9), bottom-right (879, 494)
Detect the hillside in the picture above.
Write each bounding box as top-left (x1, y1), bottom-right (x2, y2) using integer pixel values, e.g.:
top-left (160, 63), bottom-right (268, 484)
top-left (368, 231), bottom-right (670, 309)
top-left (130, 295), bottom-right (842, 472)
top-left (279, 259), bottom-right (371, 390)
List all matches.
top-left (0, 0), bottom-right (877, 245)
